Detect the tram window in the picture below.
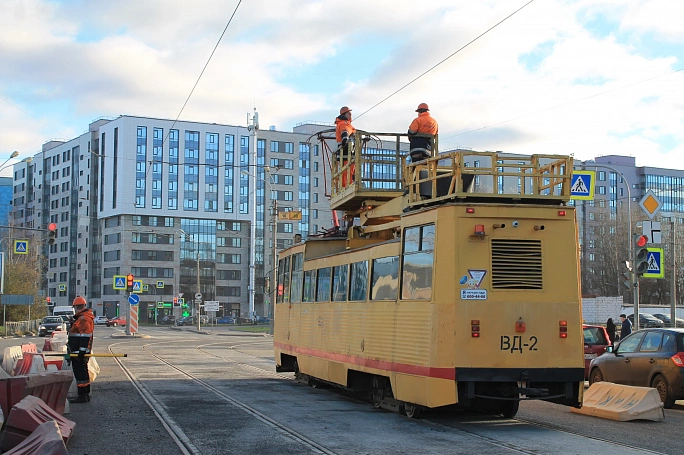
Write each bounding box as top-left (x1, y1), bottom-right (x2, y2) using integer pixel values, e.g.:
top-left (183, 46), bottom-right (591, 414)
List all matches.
top-left (290, 253), bottom-right (303, 303)
top-left (302, 270), bottom-right (316, 302)
top-left (401, 223), bottom-right (434, 300)
top-left (371, 256), bottom-right (399, 300)
top-left (277, 255), bottom-right (291, 304)
top-left (349, 260), bottom-right (368, 301)
top-left (332, 264), bottom-right (348, 301)
top-left (316, 267), bottom-right (332, 302)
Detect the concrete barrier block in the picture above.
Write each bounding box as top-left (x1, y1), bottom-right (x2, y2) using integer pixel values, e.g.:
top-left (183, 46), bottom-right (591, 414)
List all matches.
top-left (571, 381), bottom-right (665, 421)
top-left (1, 395), bottom-right (75, 451)
top-left (3, 346), bottom-right (23, 376)
top-left (2, 420), bottom-right (68, 455)
top-left (25, 371), bottom-right (73, 416)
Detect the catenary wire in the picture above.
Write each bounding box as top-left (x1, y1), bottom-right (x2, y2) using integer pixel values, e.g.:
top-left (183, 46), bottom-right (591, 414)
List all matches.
top-left (355, 0), bottom-right (535, 119)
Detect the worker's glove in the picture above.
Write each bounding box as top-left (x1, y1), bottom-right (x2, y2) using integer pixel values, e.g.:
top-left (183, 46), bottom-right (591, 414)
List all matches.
top-left (78, 350), bottom-right (86, 361)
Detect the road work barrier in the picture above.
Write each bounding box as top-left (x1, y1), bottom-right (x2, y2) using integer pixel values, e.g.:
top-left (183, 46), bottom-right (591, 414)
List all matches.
top-left (0, 371), bottom-right (73, 418)
top-left (571, 382), bottom-right (665, 421)
top-left (1, 395), bottom-right (75, 451)
top-left (2, 420), bottom-right (68, 455)
top-left (2, 346), bottom-right (24, 376)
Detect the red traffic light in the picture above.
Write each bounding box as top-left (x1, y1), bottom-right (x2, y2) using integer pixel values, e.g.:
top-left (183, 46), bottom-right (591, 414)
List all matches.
top-left (127, 274), bottom-right (134, 284)
top-left (173, 297), bottom-right (178, 304)
top-left (636, 235), bottom-right (648, 247)
top-left (48, 223), bottom-right (57, 231)
top-left (46, 297), bottom-right (51, 303)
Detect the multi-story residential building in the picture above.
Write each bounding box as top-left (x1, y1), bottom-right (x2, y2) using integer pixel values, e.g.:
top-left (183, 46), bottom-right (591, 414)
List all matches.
top-left (10, 115), bottom-right (339, 321)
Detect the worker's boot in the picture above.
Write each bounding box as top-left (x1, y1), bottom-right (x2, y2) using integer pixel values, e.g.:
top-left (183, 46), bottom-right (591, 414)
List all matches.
top-left (69, 394), bottom-right (90, 404)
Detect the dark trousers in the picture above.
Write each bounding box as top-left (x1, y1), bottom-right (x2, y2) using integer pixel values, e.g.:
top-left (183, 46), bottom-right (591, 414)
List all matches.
top-left (72, 358), bottom-right (91, 395)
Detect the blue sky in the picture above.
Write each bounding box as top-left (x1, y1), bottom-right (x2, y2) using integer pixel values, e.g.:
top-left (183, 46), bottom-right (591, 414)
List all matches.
top-left (1, 0), bottom-right (683, 173)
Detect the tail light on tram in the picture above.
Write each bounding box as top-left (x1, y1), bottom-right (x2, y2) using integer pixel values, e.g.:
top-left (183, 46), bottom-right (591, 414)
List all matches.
top-left (471, 320), bottom-right (480, 338)
top-left (559, 320), bottom-right (568, 338)
top-left (671, 353), bottom-right (684, 367)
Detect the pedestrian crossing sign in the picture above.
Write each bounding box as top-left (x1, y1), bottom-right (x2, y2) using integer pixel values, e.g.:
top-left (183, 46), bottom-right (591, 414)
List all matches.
top-left (570, 171), bottom-right (595, 200)
top-left (13, 240), bottom-right (28, 255)
top-left (113, 275), bottom-right (127, 290)
top-left (643, 248), bottom-right (664, 279)
top-left (132, 280), bottom-right (143, 294)
top-left (59, 284), bottom-right (66, 292)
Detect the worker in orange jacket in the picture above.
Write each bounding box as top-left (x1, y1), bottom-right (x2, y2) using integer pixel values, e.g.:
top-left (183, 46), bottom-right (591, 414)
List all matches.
top-left (335, 106), bottom-right (357, 187)
top-left (68, 296), bottom-right (95, 403)
top-left (407, 103), bottom-right (439, 162)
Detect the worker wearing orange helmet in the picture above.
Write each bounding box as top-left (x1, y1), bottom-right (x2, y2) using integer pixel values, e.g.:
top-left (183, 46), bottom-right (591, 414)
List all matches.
top-left (335, 106), bottom-right (356, 152)
top-left (407, 103), bottom-right (439, 162)
top-left (67, 295), bottom-right (95, 403)
top-left (334, 106), bottom-right (357, 188)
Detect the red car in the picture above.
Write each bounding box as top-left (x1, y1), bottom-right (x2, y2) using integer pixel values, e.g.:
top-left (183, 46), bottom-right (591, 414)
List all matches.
top-left (583, 324), bottom-right (612, 379)
top-left (106, 316), bottom-right (127, 327)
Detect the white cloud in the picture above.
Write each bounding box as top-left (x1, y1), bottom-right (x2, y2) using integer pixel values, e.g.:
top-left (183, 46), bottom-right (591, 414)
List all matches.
top-left (0, 0), bottom-right (682, 170)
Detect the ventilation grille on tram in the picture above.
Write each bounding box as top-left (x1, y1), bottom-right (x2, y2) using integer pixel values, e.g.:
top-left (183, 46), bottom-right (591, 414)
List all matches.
top-left (491, 239), bottom-right (542, 289)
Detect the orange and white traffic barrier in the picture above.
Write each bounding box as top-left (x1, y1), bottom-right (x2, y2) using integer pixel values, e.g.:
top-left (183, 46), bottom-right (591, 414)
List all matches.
top-left (571, 381), bottom-right (665, 421)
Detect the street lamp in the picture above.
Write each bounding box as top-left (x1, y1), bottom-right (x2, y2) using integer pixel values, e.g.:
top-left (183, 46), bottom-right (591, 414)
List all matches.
top-left (584, 160), bottom-right (639, 328)
top-left (0, 151), bottom-right (21, 174)
top-left (178, 228), bottom-right (201, 332)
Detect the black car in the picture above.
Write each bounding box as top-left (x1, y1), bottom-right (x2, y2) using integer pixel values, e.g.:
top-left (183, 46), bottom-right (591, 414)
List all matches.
top-left (651, 313), bottom-right (684, 328)
top-left (160, 315), bottom-right (177, 325)
top-left (176, 316), bottom-right (195, 326)
top-left (589, 328), bottom-right (684, 408)
top-left (628, 313), bottom-right (665, 328)
top-left (39, 316), bottom-right (67, 337)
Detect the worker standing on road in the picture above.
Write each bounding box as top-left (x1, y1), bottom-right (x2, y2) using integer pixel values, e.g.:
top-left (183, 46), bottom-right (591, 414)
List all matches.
top-left (335, 106), bottom-right (357, 187)
top-left (407, 103), bottom-right (439, 163)
top-left (68, 296), bottom-right (95, 403)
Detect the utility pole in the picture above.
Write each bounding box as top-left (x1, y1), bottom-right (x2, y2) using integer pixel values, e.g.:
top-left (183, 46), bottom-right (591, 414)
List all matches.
top-left (248, 108), bottom-right (259, 321)
top-left (270, 199), bottom-right (278, 335)
top-left (197, 238), bottom-right (201, 332)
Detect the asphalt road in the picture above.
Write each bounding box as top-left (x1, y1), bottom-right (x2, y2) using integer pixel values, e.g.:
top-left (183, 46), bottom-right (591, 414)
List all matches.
top-left (2, 326), bottom-right (683, 455)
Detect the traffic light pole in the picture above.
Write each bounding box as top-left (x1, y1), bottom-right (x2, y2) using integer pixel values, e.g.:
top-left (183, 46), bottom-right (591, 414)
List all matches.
top-left (632, 234), bottom-right (640, 331)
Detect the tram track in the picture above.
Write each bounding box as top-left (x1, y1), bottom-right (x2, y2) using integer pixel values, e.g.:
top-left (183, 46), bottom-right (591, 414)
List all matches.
top-left (108, 338), bottom-right (340, 455)
top-left (106, 335), bottom-right (671, 455)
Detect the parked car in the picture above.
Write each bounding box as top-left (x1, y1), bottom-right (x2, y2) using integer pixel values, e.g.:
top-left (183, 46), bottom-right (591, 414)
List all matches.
top-left (628, 313), bottom-right (665, 329)
top-left (106, 316), bottom-right (127, 327)
top-left (255, 316), bottom-right (271, 324)
top-left (160, 315), bottom-right (177, 325)
top-left (38, 316), bottom-right (67, 337)
top-left (216, 316), bottom-right (235, 324)
top-left (589, 328), bottom-right (684, 408)
top-left (651, 313), bottom-right (684, 328)
top-left (582, 324), bottom-right (611, 380)
top-left (94, 316), bottom-right (109, 325)
top-left (176, 316), bottom-right (195, 326)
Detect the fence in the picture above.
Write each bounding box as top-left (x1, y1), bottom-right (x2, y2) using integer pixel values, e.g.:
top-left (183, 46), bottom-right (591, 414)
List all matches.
top-left (3, 319), bottom-right (43, 337)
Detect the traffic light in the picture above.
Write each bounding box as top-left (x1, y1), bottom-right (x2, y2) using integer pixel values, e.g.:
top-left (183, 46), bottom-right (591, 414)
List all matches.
top-left (46, 297), bottom-right (51, 305)
top-left (126, 273), bottom-right (135, 292)
top-left (634, 235), bottom-right (649, 276)
top-left (48, 223), bottom-right (57, 245)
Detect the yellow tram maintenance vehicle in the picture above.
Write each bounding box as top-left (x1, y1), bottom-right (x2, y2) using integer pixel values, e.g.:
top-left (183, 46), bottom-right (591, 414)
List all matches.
top-left (274, 131), bottom-right (584, 418)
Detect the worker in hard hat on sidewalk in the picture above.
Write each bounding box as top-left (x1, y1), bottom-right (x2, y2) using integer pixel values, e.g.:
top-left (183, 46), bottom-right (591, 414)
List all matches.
top-left (407, 103), bottom-right (439, 163)
top-left (68, 296), bottom-right (95, 403)
top-left (334, 106), bottom-right (357, 188)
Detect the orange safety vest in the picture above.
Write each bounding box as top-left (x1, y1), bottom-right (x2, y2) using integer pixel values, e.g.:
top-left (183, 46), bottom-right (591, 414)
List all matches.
top-left (335, 117), bottom-right (356, 144)
top-left (68, 308), bottom-right (95, 353)
top-left (408, 112), bottom-right (438, 135)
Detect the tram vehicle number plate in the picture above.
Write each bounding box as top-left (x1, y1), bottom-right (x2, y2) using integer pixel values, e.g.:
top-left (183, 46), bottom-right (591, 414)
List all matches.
top-left (500, 335), bottom-right (538, 353)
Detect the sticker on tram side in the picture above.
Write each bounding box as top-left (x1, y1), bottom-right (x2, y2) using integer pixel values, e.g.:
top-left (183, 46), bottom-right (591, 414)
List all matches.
top-left (500, 335), bottom-right (539, 353)
top-left (461, 289), bottom-right (487, 300)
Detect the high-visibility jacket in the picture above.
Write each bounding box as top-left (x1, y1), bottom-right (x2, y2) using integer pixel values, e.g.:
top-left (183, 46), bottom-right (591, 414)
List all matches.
top-left (68, 308), bottom-right (95, 355)
top-left (335, 116), bottom-right (356, 146)
top-left (408, 112), bottom-right (438, 136)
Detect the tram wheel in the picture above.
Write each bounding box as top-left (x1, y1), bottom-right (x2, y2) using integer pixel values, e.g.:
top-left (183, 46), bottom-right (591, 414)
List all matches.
top-left (293, 359), bottom-right (302, 380)
top-left (404, 403), bottom-right (422, 419)
top-left (371, 377), bottom-right (383, 408)
top-left (499, 399), bottom-right (519, 418)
